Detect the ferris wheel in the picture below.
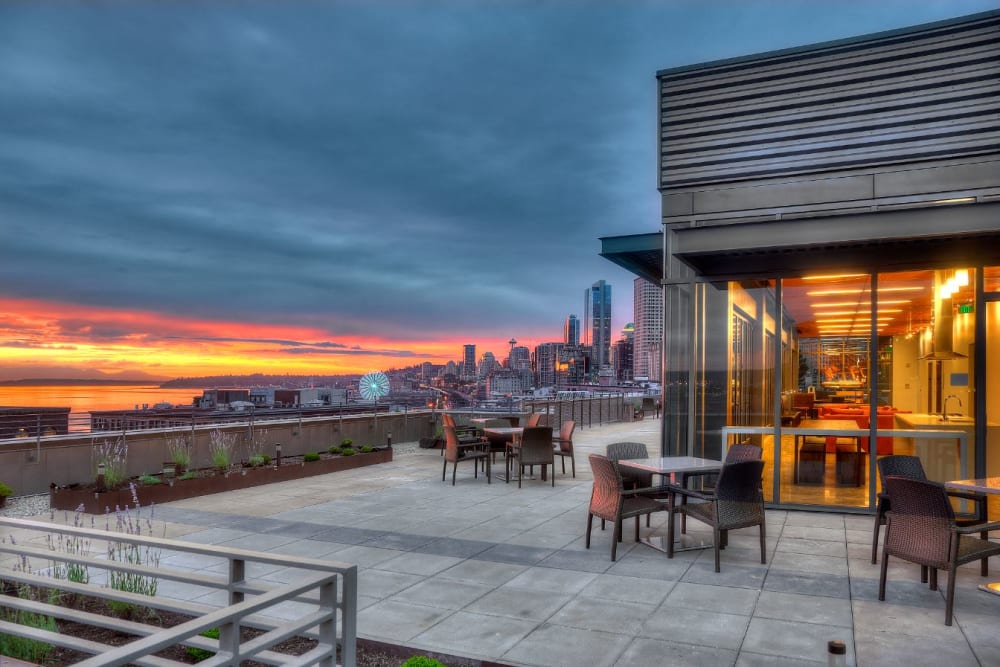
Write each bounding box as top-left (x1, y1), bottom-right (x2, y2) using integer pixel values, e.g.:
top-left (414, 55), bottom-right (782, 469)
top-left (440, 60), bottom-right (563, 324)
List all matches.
top-left (358, 371), bottom-right (390, 401)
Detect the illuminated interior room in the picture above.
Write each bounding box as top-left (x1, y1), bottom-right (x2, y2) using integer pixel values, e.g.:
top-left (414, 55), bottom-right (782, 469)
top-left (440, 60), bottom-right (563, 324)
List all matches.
top-left (601, 9), bottom-right (1000, 513)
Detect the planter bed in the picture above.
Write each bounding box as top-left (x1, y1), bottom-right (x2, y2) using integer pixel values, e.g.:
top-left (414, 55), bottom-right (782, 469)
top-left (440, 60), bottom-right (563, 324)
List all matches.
top-left (50, 448), bottom-right (393, 514)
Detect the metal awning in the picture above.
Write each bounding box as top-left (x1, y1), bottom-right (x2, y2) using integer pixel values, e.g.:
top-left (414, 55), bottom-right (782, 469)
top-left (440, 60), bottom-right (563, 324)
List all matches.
top-left (600, 202), bottom-right (1000, 282)
top-left (598, 232), bottom-right (662, 284)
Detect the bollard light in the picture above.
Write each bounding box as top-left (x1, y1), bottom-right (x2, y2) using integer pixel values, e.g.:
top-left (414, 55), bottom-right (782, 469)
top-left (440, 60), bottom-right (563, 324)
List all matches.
top-left (275, 443), bottom-right (282, 467)
top-left (387, 432), bottom-right (392, 447)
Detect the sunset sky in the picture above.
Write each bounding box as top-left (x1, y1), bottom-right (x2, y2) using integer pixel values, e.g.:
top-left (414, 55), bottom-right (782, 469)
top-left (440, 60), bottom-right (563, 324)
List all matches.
top-left (0, 0), bottom-right (993, 381)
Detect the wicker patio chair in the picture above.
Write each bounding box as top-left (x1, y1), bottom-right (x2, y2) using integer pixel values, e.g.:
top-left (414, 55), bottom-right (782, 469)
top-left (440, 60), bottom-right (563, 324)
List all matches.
top-left (552, 420), bottom-right (576, 477)
top-left (440, 413), bottom-right (482, 456)
top-left (878, 475), bottom-right (1000, 626)
top-left (526, 412), bottom-right (545, 427)
top-left (442, 426), bottom-right (490, 486)
top-left (872, 455), bottom-right (989, 570)
top-left (677, 442), bottom-right (762, 533)
top-left (586, 454), bottom-right (667, 561)
top-left (606, 441), bottom-right (653, 490)
top-left (667, 459), bottom-right (766, 572)
top-left (506, 426), bottom-right (554, 487)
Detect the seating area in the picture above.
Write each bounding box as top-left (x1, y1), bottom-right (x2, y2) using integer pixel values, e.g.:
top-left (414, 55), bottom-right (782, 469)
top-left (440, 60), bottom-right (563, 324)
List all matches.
top-left (9, 418), bottom-right (998, 666)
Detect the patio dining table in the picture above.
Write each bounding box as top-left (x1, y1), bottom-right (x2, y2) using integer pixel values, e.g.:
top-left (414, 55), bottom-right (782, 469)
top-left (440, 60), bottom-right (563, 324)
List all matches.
top-left (944, 476), bottom-right (1000, 597)
top-left (618, 456), bottom-right (723, 552)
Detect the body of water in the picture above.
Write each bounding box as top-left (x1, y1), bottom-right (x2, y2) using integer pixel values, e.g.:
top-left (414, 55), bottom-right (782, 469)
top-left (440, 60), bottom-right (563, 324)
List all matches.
top-left (0, 384), bottom-right (201, 416)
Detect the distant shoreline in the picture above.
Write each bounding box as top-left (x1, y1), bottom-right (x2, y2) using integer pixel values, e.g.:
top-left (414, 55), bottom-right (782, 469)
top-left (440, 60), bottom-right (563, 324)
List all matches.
top-left (0, 379), bottom-right (165, 387)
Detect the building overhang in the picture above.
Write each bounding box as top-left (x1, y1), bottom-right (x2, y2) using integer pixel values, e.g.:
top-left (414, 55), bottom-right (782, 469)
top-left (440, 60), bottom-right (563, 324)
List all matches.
top-left (601, 202), bottom-right (1000, 283)
top-left (598, 232), bottom-right (662, 284)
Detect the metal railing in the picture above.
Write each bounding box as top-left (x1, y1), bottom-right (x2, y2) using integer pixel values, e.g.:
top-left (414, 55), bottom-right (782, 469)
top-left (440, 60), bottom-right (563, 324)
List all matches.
top-left (0, 517), bottom-right (357, 666)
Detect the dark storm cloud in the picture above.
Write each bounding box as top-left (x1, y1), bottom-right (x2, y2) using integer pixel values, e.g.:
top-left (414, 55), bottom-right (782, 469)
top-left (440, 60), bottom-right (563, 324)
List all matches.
top-left (0, 1), bottom-right (990, 346)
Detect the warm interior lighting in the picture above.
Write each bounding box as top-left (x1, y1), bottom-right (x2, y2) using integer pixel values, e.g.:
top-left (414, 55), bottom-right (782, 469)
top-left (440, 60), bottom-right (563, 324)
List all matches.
top-left (807, 286), bottom-right (923, 296)
top-left (811, 299), bottom-right (911, 308)
top-left (813, 309), bottom-right (902, 316)
top-left (802, 273), bottom-right (867, 281)
top-left (938, 284), bottom-right (954, 300)
top-left (955, 269), bottom-right (970, 287)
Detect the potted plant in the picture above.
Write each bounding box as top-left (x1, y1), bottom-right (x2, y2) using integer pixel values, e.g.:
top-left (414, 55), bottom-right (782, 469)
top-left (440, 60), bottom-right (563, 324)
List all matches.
top-left (0, 481), bottom-right (13, 508)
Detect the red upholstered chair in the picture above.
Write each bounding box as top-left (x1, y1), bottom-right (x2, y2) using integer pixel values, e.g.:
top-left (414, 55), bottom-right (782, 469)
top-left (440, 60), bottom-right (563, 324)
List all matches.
top-left (858, 414), bottom-right (895, 455)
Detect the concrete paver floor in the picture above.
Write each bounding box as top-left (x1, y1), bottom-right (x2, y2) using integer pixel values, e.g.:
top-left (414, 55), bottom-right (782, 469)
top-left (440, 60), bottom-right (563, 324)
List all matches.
top-left (8, 418), bottom-right (1000, 666)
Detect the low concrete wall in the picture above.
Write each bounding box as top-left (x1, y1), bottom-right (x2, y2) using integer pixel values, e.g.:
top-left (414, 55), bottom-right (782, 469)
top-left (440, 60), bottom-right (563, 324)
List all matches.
top-left (0, 410), bottom-right (437, 496)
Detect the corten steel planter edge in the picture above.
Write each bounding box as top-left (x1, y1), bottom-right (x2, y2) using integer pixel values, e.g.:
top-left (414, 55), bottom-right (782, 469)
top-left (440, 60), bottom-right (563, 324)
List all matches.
top-left (49, 448), bottom-right (393, 513)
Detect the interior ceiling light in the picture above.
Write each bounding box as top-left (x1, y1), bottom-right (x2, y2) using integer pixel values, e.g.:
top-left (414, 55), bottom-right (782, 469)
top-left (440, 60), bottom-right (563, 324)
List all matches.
top-left (955, 269), bottom-right (970, 287)
top-left (807, 286), bottom-right (923, 296)
top-left (813, 309), bottom-right (902, 316)
top-left (811, 300), bottom-right (911, 308)
top-left (802, 273), bottom-right (867, 281)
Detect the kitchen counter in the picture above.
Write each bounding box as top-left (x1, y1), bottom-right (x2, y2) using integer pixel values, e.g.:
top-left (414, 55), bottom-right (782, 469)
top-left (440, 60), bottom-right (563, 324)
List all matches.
top-left (894, 413), bottom-right (973, 482)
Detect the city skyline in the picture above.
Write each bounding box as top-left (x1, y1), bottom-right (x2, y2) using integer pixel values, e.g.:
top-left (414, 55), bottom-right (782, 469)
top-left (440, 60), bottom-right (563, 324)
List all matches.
top-left (1, 1), bottom-right (991, 381)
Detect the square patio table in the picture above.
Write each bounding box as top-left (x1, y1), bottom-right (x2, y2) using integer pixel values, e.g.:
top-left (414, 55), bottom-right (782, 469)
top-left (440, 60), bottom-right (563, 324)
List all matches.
top-left (618, 456), bottom-right (722, 552)
top-left (944, 476), bottom-right (1000, 596)
top-left (483, 426), bottom-right (526, 481)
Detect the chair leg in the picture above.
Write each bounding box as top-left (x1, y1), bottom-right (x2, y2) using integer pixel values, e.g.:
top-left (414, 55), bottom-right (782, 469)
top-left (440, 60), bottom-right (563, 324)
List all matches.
top-left (878, 551), bottom-right (889, 601)
top-left (442, 460), bottom-right (447, 482)
top-left (585, 514), bottom-right (593, 549)
top-left (571, 455), bottom-right (575, 478)
top-left (759, 520), bottom-right (767, 565)
top-left (945, 569), bottom-right (957, 626)
top-left (981, 528), bottom-right (989, 577)
top-left (486, 456), bottom-right (491, 484)
top-left (871, 513), bottom-right (883, 565)
top-left (452, 463), bottom-right (457, 486)
top-left (611, 516), bottom-right (621, 561)
top-left (550, 464), bottom-right (555, 487)
top-left (713, 527), bottom-right (721, 572)
top-left (634, 515), bottom-right (640, 542)
top-left (929, 568), bottom-right (938, 591)
top-left (921, 566), bottom-right (928, 583)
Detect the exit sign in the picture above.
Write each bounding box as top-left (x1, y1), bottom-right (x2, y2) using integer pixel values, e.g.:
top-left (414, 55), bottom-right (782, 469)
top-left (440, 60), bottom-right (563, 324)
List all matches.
top-left (958, 304), bottom-right (974, 314)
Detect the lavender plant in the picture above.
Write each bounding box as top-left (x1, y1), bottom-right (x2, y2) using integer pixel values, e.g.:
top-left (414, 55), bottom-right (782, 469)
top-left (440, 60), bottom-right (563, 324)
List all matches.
top-left (165, 435), bottom-right (192, 470)
top-left (247, 427), bottom-right (269, 467)
top-left (92, 437), bottom-right (128, 489)
top-left (106, 485), bottom-right (161, 617)
top-left (208, 428), bottom-right (237, 471)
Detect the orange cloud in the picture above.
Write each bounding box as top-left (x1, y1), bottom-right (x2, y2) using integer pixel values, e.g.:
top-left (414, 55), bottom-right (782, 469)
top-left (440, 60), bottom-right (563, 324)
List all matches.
top-left (0, 297), bottom-right (552, 379)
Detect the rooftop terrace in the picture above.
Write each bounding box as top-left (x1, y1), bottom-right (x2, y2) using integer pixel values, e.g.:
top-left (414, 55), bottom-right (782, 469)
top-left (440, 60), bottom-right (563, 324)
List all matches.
top-left (3, 417), bottom-right (999, 666)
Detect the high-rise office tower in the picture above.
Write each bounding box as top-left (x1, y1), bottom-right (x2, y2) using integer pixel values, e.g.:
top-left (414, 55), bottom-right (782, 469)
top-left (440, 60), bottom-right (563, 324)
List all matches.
top-left (478, 352), bottom-right (498, 379)
top-left (533, 342), bottom-right (563, 388)
top-left (462, 344), bottom-right (476, 381)
top-left (564, 315), bottom-right (579, 347)
top-left (613, 323), bottom-right (635, 383)
top-left (586, 280), bottom-right (612, 369)
top-left (633, 277), bottom-right (663, 382)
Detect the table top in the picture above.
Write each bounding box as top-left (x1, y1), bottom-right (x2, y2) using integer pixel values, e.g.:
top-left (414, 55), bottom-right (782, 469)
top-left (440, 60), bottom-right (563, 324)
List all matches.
top-left (482, 426), bottom-right (524, 436)
top-left (945, 477), bottom-right (1000, 494)
top-left (618, 456), bottom-right (722, 475)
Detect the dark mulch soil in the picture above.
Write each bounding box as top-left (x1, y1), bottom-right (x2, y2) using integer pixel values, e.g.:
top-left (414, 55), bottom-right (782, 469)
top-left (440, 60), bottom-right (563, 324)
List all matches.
top-left (3, 586), bottom-right (503, 667)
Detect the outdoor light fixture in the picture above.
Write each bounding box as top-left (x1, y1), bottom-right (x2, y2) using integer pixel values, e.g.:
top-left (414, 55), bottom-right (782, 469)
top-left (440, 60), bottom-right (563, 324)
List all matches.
top-left (275, 443), bottom-right (282, 466)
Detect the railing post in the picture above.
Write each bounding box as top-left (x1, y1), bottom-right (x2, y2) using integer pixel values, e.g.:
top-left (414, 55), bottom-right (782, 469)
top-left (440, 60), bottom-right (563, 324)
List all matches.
top-left (341, 568), bottom-right (358, 667)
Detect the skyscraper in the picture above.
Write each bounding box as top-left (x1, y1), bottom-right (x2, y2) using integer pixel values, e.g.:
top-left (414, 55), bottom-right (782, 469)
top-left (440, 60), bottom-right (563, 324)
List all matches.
top-left (633, 277), bottom-right (663, 382)
top-left (462, 344), bottom-right (476, 381)
top-left (564, 315), bottom-right (579, 347)
top-left (586, 280), bottom-right (612, 369)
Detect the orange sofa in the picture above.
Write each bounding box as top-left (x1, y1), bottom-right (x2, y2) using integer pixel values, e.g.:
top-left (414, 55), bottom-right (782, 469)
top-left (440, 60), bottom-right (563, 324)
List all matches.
top-left (819, 407), bottom-right (905, 455)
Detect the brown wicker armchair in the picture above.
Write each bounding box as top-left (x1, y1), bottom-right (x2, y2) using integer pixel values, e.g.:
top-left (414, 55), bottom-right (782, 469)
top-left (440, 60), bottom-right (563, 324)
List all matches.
top-left (442, 426), bottom-right (490, 485)
top-left (586, 454), bottom-right (667, 561)
top-left (606, 441), bottom-right (654, 490)
top-left (440, 413), bottom-right (483, 456)
top-left (506, 426), bottom-right (554, 487)
top-left (552, 420), bottom-right (576, 478)
top-left (871, 455), bottom-right (989, 569)
top-left (677, 442), bottom-right (762, 533)
top-left (667, 459), bottom-right (766, 572)
top-left (878, 475), bottom-right (1000, 626)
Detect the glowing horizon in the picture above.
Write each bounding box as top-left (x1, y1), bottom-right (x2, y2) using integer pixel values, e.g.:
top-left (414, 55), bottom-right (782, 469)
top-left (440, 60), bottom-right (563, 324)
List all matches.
top-left (0, 297), bottom-right (556, 381)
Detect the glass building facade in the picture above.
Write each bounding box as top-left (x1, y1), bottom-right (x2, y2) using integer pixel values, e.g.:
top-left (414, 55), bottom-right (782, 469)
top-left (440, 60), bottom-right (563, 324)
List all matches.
top-left (602, 9), bottom-right (1000, 513)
